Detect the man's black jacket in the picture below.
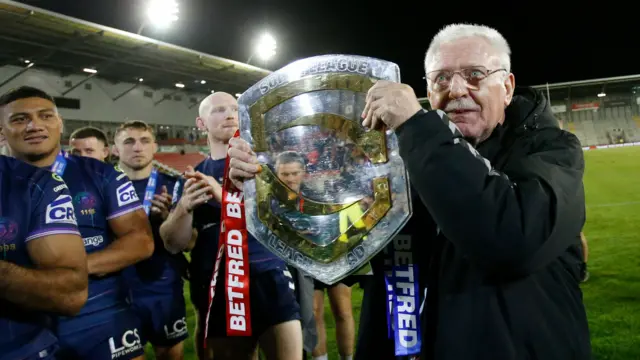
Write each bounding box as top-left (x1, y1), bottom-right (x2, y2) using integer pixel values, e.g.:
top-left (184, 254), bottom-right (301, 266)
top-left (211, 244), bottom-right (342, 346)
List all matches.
top-left (355, 87), bottom-right (590, 360)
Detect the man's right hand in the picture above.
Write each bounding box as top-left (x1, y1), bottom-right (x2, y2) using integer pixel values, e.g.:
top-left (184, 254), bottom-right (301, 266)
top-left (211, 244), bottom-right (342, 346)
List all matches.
top-left (228, 137), bottom-right (262, 190)
top-left (179, 177), bottom-right (215, 212)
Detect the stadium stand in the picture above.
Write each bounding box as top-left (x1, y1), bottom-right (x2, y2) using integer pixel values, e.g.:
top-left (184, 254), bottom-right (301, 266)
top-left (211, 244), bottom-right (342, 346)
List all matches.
top-left (153, 152), bottom-right (207, 174)
top-left (0, 0), bottom-right (269, 172)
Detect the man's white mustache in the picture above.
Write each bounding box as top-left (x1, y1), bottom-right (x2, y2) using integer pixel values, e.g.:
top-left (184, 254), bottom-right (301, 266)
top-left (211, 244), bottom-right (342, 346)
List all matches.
top-left (444, 99), bottom-right (480, 112)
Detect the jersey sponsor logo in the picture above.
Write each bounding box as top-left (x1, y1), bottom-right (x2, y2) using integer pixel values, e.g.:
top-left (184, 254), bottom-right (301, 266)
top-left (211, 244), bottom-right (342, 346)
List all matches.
top-left (53, 184), bottom-right (68, 192)
top-left (0, 218), bottom-right (18, 255)
top-left (116, 182), bottom-right (139, 208)
top-left (51, 173), bottom-right (64, 182)
top-left (109, 328), bottom-right (142, 359)
top-left (164, 317), bottom-right (188, 339)
top-left (45, 195), bottom-right (77, 225)
top-left (83, 235), bottom-right (104, 247)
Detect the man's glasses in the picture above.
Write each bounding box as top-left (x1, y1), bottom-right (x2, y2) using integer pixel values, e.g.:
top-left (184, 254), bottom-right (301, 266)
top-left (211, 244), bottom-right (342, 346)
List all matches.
top-left (426, 66), bottom-right (507, 92)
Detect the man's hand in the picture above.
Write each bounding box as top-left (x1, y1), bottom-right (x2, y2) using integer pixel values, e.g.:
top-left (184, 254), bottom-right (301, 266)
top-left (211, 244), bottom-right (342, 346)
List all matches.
top-left (361, 80), bottom-right (423, 131)
top-left (184, 165), bottom-right (222, 203)
top-left (150, 185), bottom-right (172, 220)
top-left (178, 176), bottom-right (215, 212)
top-left (227, 137), bottom-right (262, 191)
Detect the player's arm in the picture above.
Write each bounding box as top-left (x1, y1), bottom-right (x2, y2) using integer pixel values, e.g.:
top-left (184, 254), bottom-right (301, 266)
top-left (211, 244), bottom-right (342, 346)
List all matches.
top-left (160, 177), bottom-right (214, 254)
top-left (88, 209), bottom-right (154, 276)
top-left (0, 174), bottom-right (88, 315)
top-left (0, 234), bottom-right (88, 316)
top-left (87, 167), bottom-right (153, 276)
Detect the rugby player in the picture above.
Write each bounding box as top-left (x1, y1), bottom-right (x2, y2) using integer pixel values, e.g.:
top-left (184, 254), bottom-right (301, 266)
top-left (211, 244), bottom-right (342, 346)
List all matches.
top-left (113, 120), bottom-right (189, 360)
top-left (0, 86), bottom-right (154, 360)
top-left (0, 155), bottom-right (88, 360)
top-left (69, 126), bottom-right (110, 162)
top-left (160, 92), bottom-right (302, 360)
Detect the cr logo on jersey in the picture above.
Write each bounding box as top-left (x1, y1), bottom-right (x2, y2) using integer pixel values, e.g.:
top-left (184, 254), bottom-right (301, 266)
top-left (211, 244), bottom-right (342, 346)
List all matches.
top-left (109, 328), bottom-right (142, 358)
top-left (46, 195), bottom-right (77, 225)
top-left (116, 182), bottom-right (139, 207)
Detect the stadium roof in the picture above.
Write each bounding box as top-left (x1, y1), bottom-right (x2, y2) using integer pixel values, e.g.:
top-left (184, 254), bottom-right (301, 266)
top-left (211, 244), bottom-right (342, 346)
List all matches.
top-left (0, 0), bottom-right (272, 95)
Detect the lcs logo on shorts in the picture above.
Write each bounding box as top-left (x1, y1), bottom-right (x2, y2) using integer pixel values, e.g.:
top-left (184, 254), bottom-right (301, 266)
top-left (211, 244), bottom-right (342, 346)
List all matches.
top-left (109, 329), bottom-right (142, 358)
top-left (116, 182), bottom-right (139, 208)
top-left (164, 317), bottom-right (188, 339)
top-left (45, 195), bottom-right (77, 225)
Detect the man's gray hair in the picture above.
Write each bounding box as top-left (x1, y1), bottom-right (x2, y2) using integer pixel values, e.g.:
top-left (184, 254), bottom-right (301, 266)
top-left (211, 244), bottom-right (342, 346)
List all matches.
top-left (424, 23), bottom-right (511, 74)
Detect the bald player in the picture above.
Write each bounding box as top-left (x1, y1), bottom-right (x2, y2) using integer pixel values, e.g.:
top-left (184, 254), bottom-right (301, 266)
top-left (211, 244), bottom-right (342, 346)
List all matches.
top-left (160, 92), bottom-right (303, 360)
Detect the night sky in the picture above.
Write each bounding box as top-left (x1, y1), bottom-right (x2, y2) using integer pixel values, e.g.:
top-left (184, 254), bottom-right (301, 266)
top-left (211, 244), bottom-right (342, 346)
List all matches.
top-left (16, 0), bottom-right (636, 97)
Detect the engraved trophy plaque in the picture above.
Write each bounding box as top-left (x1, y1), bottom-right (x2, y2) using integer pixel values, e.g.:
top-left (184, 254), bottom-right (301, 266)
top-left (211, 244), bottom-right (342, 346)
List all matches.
top-left (238, 55), bottom-right (412, 285)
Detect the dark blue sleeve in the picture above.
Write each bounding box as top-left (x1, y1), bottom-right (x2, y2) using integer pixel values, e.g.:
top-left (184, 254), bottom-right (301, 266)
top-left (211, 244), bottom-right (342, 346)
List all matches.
top-left (26, 171), bottom-right (81, 242)
top-left (104, 165), bottom-right (144, 220)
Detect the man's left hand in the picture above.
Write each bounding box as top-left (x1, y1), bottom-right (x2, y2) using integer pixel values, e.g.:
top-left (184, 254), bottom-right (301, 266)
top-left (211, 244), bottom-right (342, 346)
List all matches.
top-left (150, 185), bottom-right (172, 220)
top-left (184, 166), bottom-right (222, 202)
top-left (361, 80), bottom-right (423, 131)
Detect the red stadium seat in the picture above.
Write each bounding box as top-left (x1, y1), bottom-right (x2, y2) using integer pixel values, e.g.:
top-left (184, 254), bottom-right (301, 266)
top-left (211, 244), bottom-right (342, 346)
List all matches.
top-left (154, 152), bottom-right (206, 174)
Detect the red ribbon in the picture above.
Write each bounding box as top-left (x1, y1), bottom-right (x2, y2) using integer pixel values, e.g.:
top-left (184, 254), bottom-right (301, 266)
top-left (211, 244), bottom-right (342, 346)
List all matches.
top-left (204, 130), bottom-right (252, 341)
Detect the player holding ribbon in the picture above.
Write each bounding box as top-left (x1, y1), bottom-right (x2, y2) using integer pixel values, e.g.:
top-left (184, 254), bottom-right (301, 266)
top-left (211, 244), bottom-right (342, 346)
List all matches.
top-left (160, 92), bottom-right (302, 360)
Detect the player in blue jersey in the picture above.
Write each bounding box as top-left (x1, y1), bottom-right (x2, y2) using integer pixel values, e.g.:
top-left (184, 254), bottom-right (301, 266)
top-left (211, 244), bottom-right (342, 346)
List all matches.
top-left (0, 86), bottom-right (154, 360)
top-left (112, 120), bottom-right (189, 360)
top-left (69, 127), bottom-right (111, 163)
top-left (0, 155), bottom-right (88, 360)
top-left (160, 92), bottom-right (302, 360)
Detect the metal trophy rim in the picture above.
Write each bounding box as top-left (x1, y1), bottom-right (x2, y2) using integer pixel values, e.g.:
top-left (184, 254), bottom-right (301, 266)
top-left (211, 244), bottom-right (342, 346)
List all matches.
top-left (238, 54), bottom-right (413, 284)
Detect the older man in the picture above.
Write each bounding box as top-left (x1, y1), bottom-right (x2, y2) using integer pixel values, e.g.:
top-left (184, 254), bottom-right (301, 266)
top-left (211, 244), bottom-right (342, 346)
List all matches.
top-left (228, 24), bottom-right (590, 359)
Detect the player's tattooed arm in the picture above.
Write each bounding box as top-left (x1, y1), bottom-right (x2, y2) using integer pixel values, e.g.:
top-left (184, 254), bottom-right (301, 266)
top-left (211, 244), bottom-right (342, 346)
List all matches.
top-left (88, 209), bottom-right (154, 276)
top-left (0, 234), bottom-right (88, 315)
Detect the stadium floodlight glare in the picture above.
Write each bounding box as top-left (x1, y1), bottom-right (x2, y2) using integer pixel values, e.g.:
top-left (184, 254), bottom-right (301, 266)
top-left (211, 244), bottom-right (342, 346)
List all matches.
top-left (139, 78), bottom-right (144, 82)
top-left (146, 0), bottom-right (179, 29)
top-left (200, 80), bottom-right (207, 84)
top-left (175, 83), bottom-right (185, 88)
top-left (83, 68), bottom-right (98, 74)
top-left (255, 33), bottom-right (277, 61)
top-left (597, 92), bottom-right (606, 97)
top-left (24, 59), bottom-right (31, 64)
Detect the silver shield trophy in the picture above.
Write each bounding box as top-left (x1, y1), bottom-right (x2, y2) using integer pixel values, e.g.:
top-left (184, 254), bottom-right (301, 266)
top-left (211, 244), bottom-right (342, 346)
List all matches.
top-left (238, 55), bottom-right (412, 285)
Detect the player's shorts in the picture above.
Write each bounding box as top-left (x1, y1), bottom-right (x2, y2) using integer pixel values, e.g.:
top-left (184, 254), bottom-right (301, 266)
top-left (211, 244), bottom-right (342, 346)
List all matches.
top-left (130, 288), bottom-right (189, 347)
top-left (55, 308), bottom-right (145, 360)
top-left (314, 275), bottom-right (362, 291)
top-left (190, 266), bottom-right (301, 338)
top-left (3, 340), bottom-right (57, 360)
